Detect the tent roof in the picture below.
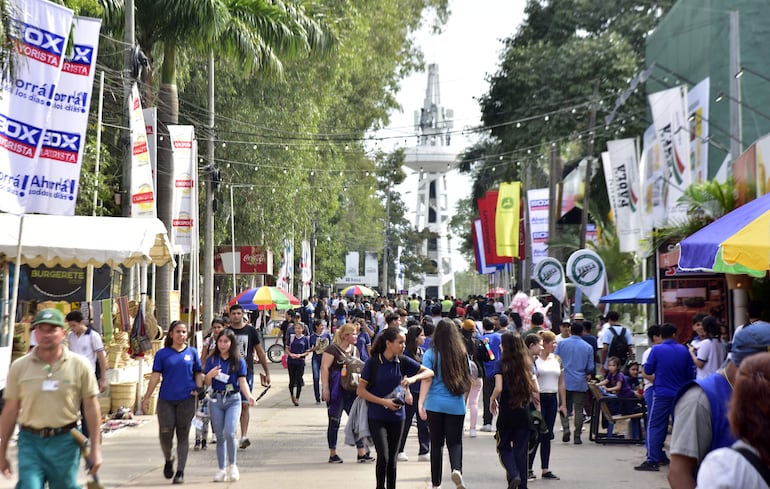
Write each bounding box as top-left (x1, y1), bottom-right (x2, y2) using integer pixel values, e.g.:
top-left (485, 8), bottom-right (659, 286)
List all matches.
top-left (0, 214), bottom-right (175, 268)
top-left (599, 278), bottom-right (655, 304)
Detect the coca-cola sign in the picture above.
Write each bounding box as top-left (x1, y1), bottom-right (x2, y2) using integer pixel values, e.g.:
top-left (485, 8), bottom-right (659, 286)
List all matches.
top-left (214, 246), bottom-right (273, 275)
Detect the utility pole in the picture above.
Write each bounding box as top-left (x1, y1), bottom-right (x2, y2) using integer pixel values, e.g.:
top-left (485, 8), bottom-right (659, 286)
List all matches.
top-left (203, 51), bottom-right (215, 329)
top-left (579, 80), bottom-right (600, 250)
top-left (121, 0), bottom-right (135, 219)
top-left (381, 188), bottom-right (390, 294)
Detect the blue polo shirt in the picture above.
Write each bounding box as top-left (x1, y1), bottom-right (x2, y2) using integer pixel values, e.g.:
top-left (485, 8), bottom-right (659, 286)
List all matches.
top-left (554, 335), bottom-right (594, 392)
top-left (481, 331), bottom-right (501, 377)
top-left (643, 338), bottom-right (695, 397)
top-left (362, 354), bottom-right (421, 421)
top-left (153, 346), bottom-right (202, 401)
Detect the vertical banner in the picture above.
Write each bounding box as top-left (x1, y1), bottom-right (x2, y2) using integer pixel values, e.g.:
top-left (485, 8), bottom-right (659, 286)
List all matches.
top-left (526, 188), bottom-right (550, 265)
top-left (168, 125), bottom-right (195, 254)
top-left (0, 0), bottom-right (74, 214)
top-left (394, 246), bottom-right (405, 291)
top-left (755, 134), bottom-right (770, 198)
top-left (128, 84), bottom-right (156, 217)
top-left (143, 107), bottom-right (157, 193)
top-left (472, 219), bottom-right (497, 274)
top-left (688, 78), bottom-right (710, 183)
top-left (477, 190), bottom-right (508, 266)
top-left (27, 16), bottom-right (101, 215)
top-left (640, 125), bottom-right (663, 242)
top-left (495, 181), bottom-right (521, 258)
top-left (565, 249), bottom-right (607, 306)
top-left (300, 240), bottom-right (311, 299)
top-left (533, 257), bottom-right (566, 303)
top-left (649, 86), bottom-right (691, 224)
top-left (606, 139), bottom-right (642, 253)
top-left (276, 239), bottom-right (293, 293)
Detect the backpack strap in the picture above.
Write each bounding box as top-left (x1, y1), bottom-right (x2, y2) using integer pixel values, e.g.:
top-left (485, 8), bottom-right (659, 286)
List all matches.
top-left (733, 446), bottom-right (770, 486)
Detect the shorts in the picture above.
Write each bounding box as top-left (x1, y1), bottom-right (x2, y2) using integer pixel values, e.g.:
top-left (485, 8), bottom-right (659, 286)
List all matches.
top-left (241, 374), bottom-right (254, 403)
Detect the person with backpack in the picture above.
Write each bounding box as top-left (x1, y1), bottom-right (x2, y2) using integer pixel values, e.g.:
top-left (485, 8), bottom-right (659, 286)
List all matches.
top-left (356, 328), bottom-right (434, 489)
top-left (600, 311), bottom-right (634, 374)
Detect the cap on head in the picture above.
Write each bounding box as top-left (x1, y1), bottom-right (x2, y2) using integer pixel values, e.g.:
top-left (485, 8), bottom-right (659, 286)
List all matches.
top-left (731, 321), bottom-right (770, 366)
top-left (461, 319), bottom-right (476, 331)
top-left (573, 313), bottom-right (584, 320)
top-left (498, 315), bottom-right (509, 327)
top-left (32, 308), bottom-right (66, 329)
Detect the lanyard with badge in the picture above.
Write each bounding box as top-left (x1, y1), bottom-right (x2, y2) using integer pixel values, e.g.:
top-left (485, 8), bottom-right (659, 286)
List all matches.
top-left (215, 359), bottom-right (233, 392)
top-left (42, 364), bottom-right (59, 391)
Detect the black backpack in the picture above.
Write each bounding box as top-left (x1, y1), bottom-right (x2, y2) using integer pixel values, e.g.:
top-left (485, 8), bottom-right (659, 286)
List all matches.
top-left (608, 327), bottom-right (630, 364)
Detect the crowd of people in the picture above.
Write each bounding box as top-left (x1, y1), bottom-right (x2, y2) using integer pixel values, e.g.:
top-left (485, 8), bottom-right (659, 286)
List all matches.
top-left (2, 294), bottom-right (770, 489)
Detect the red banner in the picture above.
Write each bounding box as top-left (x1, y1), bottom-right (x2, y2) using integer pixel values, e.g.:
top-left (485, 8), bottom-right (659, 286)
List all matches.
top-left (477, 191), bottom-right (509, 266)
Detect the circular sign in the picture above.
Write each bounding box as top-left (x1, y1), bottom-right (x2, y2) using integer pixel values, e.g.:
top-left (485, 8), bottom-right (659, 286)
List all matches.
top-left (536, 259), bottom-right (563, 288)
top-left (569, 252), bottom-right (604, 287)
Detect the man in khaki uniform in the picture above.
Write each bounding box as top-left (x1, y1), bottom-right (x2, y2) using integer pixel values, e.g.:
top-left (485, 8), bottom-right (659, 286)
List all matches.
top-left (0, 309), bottom-right (102, 488)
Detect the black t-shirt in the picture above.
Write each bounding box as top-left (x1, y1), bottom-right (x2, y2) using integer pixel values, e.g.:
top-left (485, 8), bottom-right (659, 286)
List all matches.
top-left (229, 324), bottom-right (261, 375)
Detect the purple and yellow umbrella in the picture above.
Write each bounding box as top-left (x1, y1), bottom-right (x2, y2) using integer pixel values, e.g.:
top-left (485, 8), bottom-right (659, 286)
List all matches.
top-left (340, 285), bottom-right (377, 297)
top-left (678, 192), bottom-right (770, 277)
top-left (228, 286), bottom-right (301, 310)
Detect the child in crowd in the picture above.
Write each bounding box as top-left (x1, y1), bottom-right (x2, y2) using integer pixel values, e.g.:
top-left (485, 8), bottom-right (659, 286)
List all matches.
top-left (624, 361), bottom-right (644, 398)
top-left (286, 319), bottom-right (311, 406)
top-left (194, 392), bottom-right (210, 451)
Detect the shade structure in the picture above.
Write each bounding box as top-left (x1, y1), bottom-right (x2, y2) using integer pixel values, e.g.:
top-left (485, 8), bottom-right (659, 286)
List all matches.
top-left (229, 286), bottom-right (300, 310)
top-left (678, 192), bottom-right (770, 277)
top-left (599, 279), bottom-right (655, 304)
top-left (340, 285), bottom-right (377, 297)
top-left (486, 287), bottom-right (507, 298)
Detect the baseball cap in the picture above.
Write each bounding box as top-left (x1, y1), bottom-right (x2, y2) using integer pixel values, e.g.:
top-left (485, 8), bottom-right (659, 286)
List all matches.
top-left (499, 315), bottom-right (509, 327)
top-left (461, 319), bottom-right (476, 331)
top-left (731, 321), bottom-right (770, 366)
top-left (32, 308), bottom-right (66, 328)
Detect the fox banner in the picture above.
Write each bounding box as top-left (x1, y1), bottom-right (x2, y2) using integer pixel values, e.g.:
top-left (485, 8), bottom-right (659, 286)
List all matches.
top-left (527, 188), bottom-right (550, 265)
top-left (129, 83), bottom-right (156, 217)
top-left (0, 0), bottom-right (74, 214)
top-left (604, 139), bottom-right (642, 253)
top-left (169, 125), bottom-right (196, 254)
top-left (495, 181), bottom-right (521, 258)
top-left (566, 249), bottom-right (607, 306)
top-left (533, 257), bottom-right (566, 303)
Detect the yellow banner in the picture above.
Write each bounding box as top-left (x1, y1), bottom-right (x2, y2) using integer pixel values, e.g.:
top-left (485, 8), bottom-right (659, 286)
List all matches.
top-left (495, 182), bottom-right (521, 257)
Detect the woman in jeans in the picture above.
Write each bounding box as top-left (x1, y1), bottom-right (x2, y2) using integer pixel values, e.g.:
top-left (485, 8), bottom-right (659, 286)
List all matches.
top-left (357, 328), bottom-right (434, 489)
top-left (491, 332), bottom-right (539, 489)
top-left (204, 328), bottom-right (256, 482)
top-left (320, 323), bottom-right (372, 463)
top-left (398, 325), bottom-right (431, 461)
top-left (419, 319), bottom-right (472, 489)
top-left (142, 320), bottom-right (203, 484)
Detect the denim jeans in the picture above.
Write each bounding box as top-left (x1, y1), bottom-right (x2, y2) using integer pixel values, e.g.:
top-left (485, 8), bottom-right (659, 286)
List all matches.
top-left (327, 388), bottom-right (364, 449)
top-left (312, 354), bottom-right (323, 402)
top-left (496, 421), bottom-right (530, 488)
top-left (17, 430), bottom-right (80, 489)
top-left (209, 392), bottom-right (242, 469)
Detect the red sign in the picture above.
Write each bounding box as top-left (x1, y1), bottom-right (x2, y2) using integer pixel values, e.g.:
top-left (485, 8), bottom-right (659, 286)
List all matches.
top-left (214, 246), bottom-right (273, 275)
top-left (477, 190), bottom-right (509, 266)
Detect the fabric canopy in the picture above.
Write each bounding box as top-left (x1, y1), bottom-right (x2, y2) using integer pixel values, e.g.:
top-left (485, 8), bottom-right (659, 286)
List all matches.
top-left (599, 278), bottom-right (655, 304)
top-left (0, 214), bottom-right (175, 268)
top-left (678, 192), bottom-right (770, 277)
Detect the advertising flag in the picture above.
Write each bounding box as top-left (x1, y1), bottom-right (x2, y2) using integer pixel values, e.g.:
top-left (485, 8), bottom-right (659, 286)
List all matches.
top-left (300, 240), bottom-right (311, 299)
top-left (688, 78), bottom-right (710, 183)
top-left (0, 0), bottom-right (74, 214)
top-left (168, 125), bottom-right (195, 254)
top-left (495, 182), bottom-right (521, 258)
top-left (143, 107), bottom-right (157, 192)
top-left (477, 190), bottom-right (508, 266)
top-left (527, 188), bottom-right (550, 265)
top-left (649, 86), bottom-right (691, 224)
top-left (640, 125), bottom-right (663, 242)
top-left (473, 219), bottom-right (498, 274)
top-left (605, 139), bottom-right (642, 253)
top-left (566, 249), bottom-right (607, 306)
top-left (533, 257), bottom-right (566, 303)
top-left (128, 83), bottom-right (156, 217)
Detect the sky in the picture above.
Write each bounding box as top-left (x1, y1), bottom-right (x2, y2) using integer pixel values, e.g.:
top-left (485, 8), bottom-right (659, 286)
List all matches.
top-left (376, 0), bottom-right (527, 272)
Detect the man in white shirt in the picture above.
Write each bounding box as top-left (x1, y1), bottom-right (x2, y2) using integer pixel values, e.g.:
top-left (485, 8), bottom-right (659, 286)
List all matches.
top-left (66, 310), bottom-right (108, 439)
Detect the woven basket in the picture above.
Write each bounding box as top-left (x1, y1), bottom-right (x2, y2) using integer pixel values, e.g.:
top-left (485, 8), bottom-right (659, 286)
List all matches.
top-left (110, 382), bottom-right (137, 412)
top-left (145, 392), bottom-right (159, 415)
top-left (151, 339), bottom-right (163, 355)
top-left (98, 395), bottom-right (112, 415)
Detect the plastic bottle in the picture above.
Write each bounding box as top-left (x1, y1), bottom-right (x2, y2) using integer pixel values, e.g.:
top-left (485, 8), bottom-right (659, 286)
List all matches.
top-left (484, 342), bottom-right (496, 360)
top-left (341, 364), bottom-right (348, 377)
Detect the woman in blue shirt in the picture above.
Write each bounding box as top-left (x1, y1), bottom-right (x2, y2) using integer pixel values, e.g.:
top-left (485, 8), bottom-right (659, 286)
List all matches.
top-left (419, 319), bottom-right (472, 489)
top-left (204, 328), bottom-right (256, 482)
top-left (357, 328), bottom-right (433, 489)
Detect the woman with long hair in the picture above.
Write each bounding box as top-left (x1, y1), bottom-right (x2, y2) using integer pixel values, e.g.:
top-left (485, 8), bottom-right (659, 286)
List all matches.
top-left (357, 328), bottom-right (433, 489)
top-left (697, 352), bottom-right (770, 488)
top-left (203, 328), bottom-right (256, 482)
top-left (142, 320), bottom-right (203, 484)
top-left (397, 325), bottom-right (431, 461)
top-left (491, 331), bottom-right (539, 489)
top-left (320, 323), bottom-right (371, 463)
top-left (689, 315), bottom-right (727, 379)
top-left (419, 319), bottom-right (472, 489)
top-left (461, 319), bottom-right (486, 438)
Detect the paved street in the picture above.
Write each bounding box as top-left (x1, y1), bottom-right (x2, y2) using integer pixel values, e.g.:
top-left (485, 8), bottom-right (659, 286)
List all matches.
top-left (1, 367), bottom-right (670, 488)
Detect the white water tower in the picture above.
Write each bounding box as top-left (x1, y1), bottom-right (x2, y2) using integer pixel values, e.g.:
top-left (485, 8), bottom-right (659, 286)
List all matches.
top-left (403, 63), bottom-right (457, 299)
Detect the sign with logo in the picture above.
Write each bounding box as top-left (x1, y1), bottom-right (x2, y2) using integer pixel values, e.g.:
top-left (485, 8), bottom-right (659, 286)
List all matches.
top-left (214, 245), bottom-right (273, 275)
top-left (22, 264), bottom-right (112, 301)
top-left (527, 188), bottom-right (550, 264)
top-left (533, 257), bottom-right (566, 302)
top-left (566, 249), bottom-right (607, 306)
top-left (169, 125), bottom-right (196, 254)
top-left (603, 138), bottom-right (642, 253)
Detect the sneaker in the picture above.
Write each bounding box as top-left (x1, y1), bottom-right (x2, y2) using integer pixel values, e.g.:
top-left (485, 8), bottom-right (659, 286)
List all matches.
top-left (213, 469), bottom-right (227, 482)
top-left (634, 461), bottom-right (660, 471)
top-left (228, 464), bottom-right (240, 481)
top-left (451, 469), bottom-right (466, 489)
top-left (239, 437), bottom-right (251, 449)
top-left (562, 431), bottom-right (570, 442)
top-left (527, 470), bottom-right (536, 481)
top-left (200, 441), bottom-right (207, 451)
top-left (397, 452), bottom-right (409, 462)
top-left (659, 457), bottom-right (671, 466)
top-left (469, 429), bottom-right (477, 438)
top-left (480, 424), bottom-right (493, 432)
top-left (357, 453), bottom-right (375, 463)
top-left (163, 459), bottom-right (175, 479)
top-left (172, 470), bottom-right (184, 484)
top-left (194, 440), bottom-right (201, 451)
top-left (328, 454), bottom-right (343, 464)
top-left (418, 453), bottom-right (430, 462)
top-left (574, 436), bottom-right (582, 445)
top-left (542, 471), bottom-right (560, 480)
top-left (508, 475), bottom-right (521, 489)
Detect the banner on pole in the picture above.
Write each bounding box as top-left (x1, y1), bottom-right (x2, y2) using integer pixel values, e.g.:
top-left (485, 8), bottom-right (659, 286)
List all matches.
top-left (526, 188), bottom-right (550, 265)
top-left (472, 219), bottom-right (498, 274)
top-left (495, 182), bottom-right (521, 258)
top-left (532, 257), bottom-right (566, 303)
top-left (605, 139), bottom-right (642, 253)
top-left (300, 240), bottom-right (311, 299)
top-left (688, 78), bottom-right (710, 183)
top-left (566, 249), bottom-right (607, 306)
top-left (477, 190), bottom-right (508, 266)
top-left (0, 0), bottom-right (74, 214)
top-left (128, 84), bottom-right (156, 217)
top-left (169, 125), bottom-right (195, 254)
top-left (143, 107), bottom-right (157, 192)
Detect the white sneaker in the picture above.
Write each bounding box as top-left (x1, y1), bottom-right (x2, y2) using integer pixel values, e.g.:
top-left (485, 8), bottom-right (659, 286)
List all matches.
top-left (213, 469), bottom-right (227, 482)
top-left (397, 452), bottom-right (409, 462)
top-left (228, 464), bottom-right (240, 481)
top-left (480, 424), bottom-right (493, 432)
top-left (418, 453), bottom-right (430, 462)
top-left (451, 469), bottom-right (466, 489)
top-left (469, 429), bottom-right (477, 438)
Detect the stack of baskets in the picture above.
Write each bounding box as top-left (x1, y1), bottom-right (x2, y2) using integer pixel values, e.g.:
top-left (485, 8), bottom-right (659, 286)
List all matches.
top-left (109, 382), bottom-right (137, 412)
top-left (107, 331), bottom-right (132, 368)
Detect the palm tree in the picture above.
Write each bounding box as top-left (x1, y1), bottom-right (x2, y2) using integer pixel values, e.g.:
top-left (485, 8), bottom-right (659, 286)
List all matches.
top-left (101, 0), bottom-right (334, 327)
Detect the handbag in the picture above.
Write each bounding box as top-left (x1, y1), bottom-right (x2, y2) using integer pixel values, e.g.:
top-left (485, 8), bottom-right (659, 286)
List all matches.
top-left (129, 304), bottom-right (152, 356)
